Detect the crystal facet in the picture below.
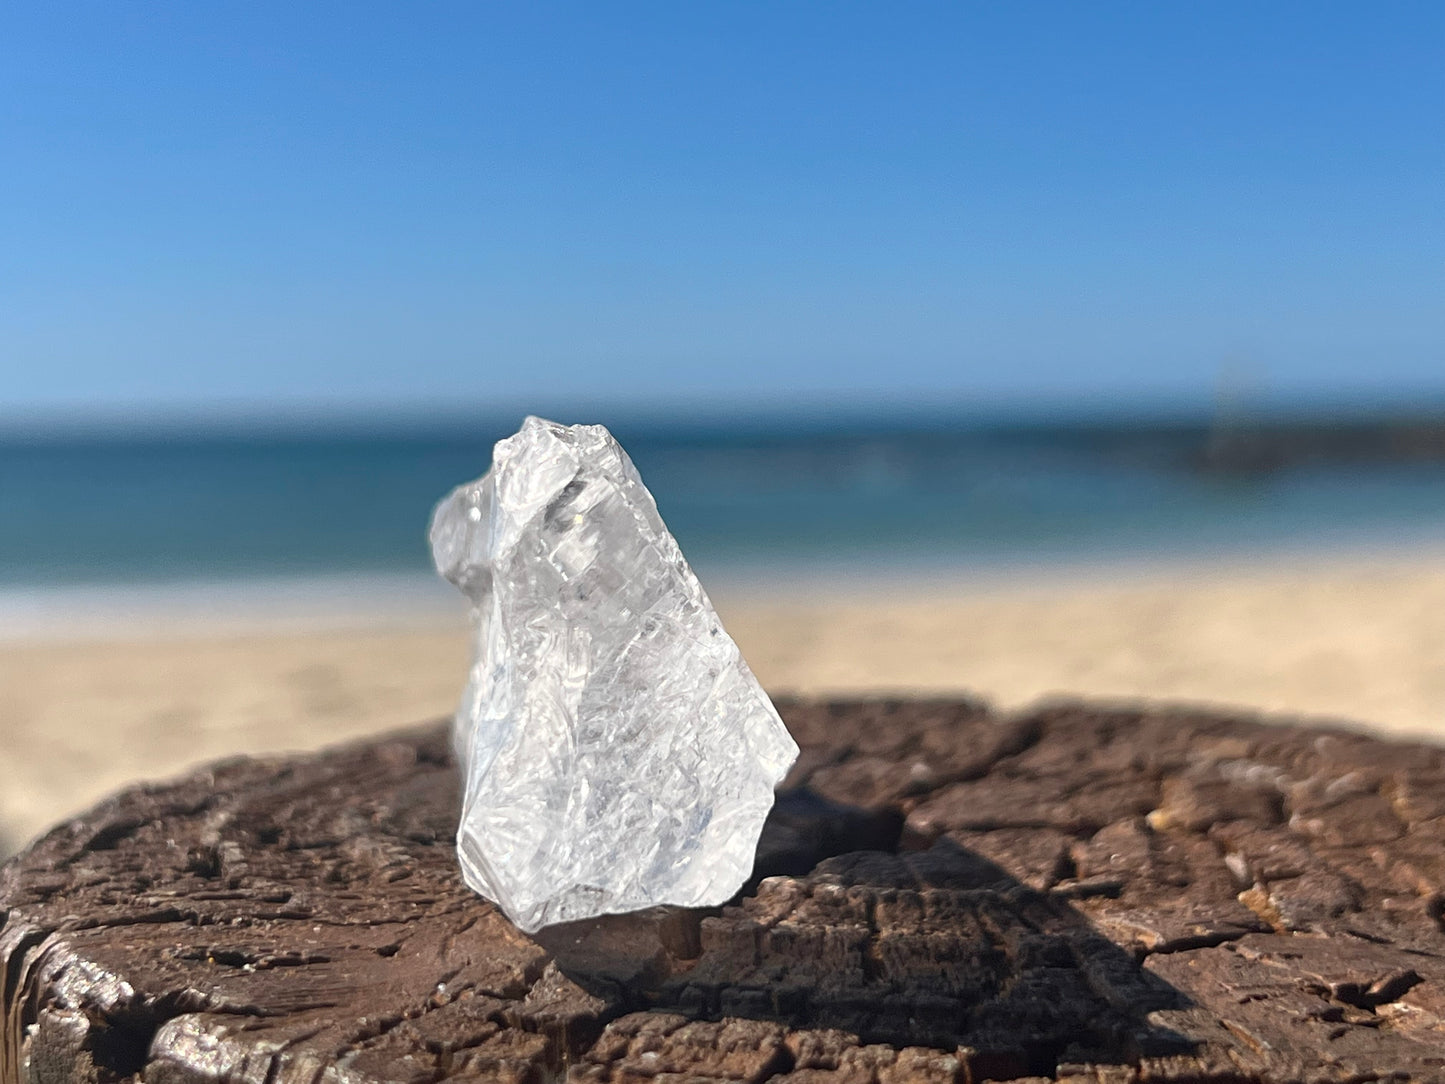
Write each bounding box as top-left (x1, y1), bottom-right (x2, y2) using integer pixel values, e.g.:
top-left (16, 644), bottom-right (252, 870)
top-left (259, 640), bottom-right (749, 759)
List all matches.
top-left (429, 417), bottom-right (799, 933)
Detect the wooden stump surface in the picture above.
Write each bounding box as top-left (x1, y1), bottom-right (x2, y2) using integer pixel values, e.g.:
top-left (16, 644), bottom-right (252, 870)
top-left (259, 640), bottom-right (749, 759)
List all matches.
top-left (6, 698), bottom-right (1445, 1083)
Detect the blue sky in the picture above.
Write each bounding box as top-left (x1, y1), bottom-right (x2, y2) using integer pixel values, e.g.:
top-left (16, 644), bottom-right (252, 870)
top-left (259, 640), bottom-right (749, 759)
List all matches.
top-left (3, 2), bottom-right (1443, 422)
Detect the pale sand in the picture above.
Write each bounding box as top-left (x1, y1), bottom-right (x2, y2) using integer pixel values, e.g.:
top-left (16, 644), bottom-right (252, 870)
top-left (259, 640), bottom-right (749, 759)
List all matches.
top-left (4, 552), bottom-right (1445, 854)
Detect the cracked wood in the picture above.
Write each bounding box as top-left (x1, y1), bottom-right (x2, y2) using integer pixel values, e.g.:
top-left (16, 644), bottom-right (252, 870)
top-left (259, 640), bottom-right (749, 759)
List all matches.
top-left (6, 698), bottom-right (1445, 1082)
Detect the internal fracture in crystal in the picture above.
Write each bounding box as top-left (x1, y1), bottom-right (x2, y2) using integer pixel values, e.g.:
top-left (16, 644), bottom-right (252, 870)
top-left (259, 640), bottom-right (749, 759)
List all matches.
top-left (429, 417), bottom-right (799, 933)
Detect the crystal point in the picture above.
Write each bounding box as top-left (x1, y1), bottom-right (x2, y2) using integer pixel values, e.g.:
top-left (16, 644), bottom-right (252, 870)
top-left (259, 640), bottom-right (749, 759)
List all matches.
top-left (429, 417), bottom-right (798, 933)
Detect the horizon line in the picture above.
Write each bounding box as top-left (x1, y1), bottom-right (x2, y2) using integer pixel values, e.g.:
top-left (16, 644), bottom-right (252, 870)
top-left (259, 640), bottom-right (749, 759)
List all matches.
top-left (9, 387), bottom-right (1445, 441)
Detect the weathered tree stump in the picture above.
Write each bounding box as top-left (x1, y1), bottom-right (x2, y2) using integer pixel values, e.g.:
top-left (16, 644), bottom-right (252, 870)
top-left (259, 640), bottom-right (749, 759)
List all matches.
top-left (6, 698), bottom-right (1445, 1083)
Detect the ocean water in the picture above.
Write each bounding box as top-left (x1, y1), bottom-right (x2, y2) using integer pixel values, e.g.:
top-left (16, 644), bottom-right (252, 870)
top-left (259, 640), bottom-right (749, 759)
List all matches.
top-left (5, 413), bottom-right (1445, 596)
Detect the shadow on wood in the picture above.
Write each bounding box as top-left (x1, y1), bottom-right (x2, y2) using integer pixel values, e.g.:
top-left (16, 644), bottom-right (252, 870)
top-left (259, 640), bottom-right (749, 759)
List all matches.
top-left (537, 807), bottom-right (1194, 1081)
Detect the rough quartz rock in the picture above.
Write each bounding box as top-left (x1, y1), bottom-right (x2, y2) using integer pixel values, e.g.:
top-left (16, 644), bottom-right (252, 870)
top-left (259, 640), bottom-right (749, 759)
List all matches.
top-left (429, 417), bottom-right (799, 933)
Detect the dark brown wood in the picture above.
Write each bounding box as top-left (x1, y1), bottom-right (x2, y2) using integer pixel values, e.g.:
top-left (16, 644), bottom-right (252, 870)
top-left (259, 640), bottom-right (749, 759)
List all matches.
top-left (6, 697), bottom-right (1445, 1083)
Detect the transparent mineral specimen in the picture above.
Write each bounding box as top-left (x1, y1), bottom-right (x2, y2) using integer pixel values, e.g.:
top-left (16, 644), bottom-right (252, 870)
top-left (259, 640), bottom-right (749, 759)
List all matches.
top-left (429, 417), bottom-right (799, 933)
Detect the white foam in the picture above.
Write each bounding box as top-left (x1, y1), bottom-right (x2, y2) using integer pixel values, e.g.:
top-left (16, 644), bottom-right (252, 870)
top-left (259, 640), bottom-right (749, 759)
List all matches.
top-left (0, 571), bottom-right (466, 642)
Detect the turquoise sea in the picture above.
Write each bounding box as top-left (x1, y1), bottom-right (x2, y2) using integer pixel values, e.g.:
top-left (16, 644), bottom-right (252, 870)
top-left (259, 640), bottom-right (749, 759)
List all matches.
top-left (5, 411), bottom-right (1445, 593)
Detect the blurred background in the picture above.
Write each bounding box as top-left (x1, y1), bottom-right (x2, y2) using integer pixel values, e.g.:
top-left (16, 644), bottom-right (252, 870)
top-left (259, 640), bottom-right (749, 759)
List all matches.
top-left (2, 2), bottom-right (1444, 853)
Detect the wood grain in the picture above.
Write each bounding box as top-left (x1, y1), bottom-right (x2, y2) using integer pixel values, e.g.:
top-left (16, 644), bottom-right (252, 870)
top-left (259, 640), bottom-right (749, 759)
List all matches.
top-left (5, 697), bottom-right (1445, 1082)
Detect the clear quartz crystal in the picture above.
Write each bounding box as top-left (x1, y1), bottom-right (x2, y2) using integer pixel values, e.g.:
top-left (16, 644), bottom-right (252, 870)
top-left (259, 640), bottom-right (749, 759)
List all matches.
top-left (429, 417), bottom-right (798, 933)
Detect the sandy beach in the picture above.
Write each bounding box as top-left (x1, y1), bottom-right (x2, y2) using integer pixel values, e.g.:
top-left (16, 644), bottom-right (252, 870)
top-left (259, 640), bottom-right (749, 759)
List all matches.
top-left (4, 550), bottom-right (1445, 856)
